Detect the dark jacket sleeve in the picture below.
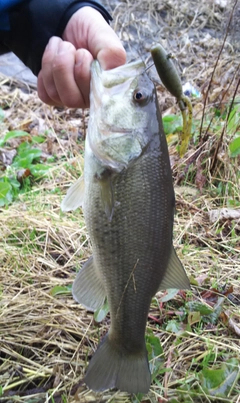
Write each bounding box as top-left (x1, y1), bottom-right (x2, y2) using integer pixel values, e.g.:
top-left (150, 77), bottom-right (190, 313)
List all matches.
top-left (0, 0), bottom-right (112, 76)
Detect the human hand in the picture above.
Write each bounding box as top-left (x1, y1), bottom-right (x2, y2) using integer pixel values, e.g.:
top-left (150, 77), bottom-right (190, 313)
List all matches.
top-left (37, 7), bottom-right (126, 108)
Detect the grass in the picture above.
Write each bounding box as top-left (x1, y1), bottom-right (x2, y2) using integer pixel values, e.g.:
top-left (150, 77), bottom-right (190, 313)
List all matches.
top-left (0, 0), bottom-right (240, 402)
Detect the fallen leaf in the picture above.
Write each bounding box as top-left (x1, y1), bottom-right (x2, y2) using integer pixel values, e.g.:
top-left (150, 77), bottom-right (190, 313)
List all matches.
top-left (200, 289), bottom-right (218, 304)
top-left (17, 168), bottom-right (31, 183)
top-left (220, 310), bottom-right (240, 337)
top-left (195, 156), bottom-right (206, 192)
top-left (209, 208), bottom-right (240, 223)
top-left (188, 311), bottom-right (201, 325)
top-left (0, 147), bottom-right (17, 167)
top-left (194, 274), bottom-right (210, 286)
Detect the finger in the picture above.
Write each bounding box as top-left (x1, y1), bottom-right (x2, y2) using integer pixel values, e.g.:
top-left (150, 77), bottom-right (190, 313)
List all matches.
top-left (97, 46), bottom-right (126, 70)
top-left (74, 48), bottom-right (93, 108)
top-left (63, 7), bottom-right (126, 70)
top-left (37, 70), bottom-right (62, 106)
top-left (38, 37), bottom-right (69, 105)
top-left (51, 42), bottom-right (90, 108)
top-left (85, 13), bottom-right (126, 70)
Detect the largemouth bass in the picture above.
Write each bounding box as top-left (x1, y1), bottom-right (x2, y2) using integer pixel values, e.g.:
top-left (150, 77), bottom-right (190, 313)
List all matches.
top-left (61, 59), bottom-right (190, 394)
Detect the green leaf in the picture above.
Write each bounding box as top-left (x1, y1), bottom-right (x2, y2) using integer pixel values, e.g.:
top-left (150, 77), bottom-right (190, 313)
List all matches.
top-left (49, 285), bottom-right (72, 297)
top-left (146, 329), bottom-right (164, 380)
top-left (12, 156), bottom-right (33, 169)
top-left (166, 320), bottom-right (182, 334)
top-left (166, 320), bottom-right (190, 334)
top-left (162, 114), bottom-right (176, 122)
top-left (227, 105), bottom-right (240, 133)
top-left (30, 164), bottom-right (51, 176)
top-left (0, 130), bottom-right (28, 147)
top-left (13, 148), bottom-right (42, 169)
top-left (18, 148), bottom-right (42, 160)
top-left (31, 135), bottom-right (46, 144)
top-left (132, 393), bottom-right (144, 403)
top-left (94, 299), bottom-right (109, 322)
top-left (0, 180), bottom-right (13, 207)
top-left (162, 114), bottom-right (183, 135)
top-left (146, 330), bottom-right (163, 359)
top-left (199, 359), bottom-right (239, 396)
top-left (188, 311), bottom-right (201, 325)
top-left (9, 178), bottom-right (21, 191)
top-left (159, 288), bottom-right (179, 302)
top-left (188, 275), bottom-right (200, 286)
top-left (229, 137), bottom-right (240, 158)
top-left (17, 141), bottom-right (31, 152)
top-left (186, 301), bottom-right (213, 315)
top-left (0, 181), bottom-right (11, 198)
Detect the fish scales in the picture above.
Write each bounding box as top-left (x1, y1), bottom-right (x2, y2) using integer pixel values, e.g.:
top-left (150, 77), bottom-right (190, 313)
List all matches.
top-left (61, 59), bottom-right (190, 394)
top-left (85, 149), bottom-right (174, 346)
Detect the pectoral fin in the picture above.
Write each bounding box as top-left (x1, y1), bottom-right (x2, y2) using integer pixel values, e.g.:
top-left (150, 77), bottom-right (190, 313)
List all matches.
top-left (61, 176), bottom-right (85, 212)
top-left (158, 246), bottom-right (190, 291)
top-left (99, 176), bottom-right (114, 222)
top-left (72, 256), bottom-right (106, 312)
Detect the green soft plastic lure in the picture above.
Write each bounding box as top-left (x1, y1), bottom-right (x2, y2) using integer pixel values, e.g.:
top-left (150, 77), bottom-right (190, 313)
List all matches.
top-left (151, 43), bottom-right (193, 156)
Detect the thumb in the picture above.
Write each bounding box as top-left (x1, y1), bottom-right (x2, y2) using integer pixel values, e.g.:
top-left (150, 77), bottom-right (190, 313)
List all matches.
top-left (97, 45), bottom-right (126, 70)
top-left (63, 7), bottom-right (126, 70)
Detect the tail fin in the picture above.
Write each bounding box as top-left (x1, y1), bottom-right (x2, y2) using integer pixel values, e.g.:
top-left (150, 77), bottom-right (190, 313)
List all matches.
top-left (85, 334), bottom-right (151, 394)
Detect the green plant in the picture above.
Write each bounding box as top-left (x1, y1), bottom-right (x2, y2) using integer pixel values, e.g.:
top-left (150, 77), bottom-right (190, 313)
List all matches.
top-left (0, 130), bottom-right (51, 206)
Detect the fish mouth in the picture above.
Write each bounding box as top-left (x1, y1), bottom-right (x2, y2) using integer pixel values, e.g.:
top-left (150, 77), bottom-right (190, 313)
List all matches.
top-left (90, 59), bottom-right (146, 97)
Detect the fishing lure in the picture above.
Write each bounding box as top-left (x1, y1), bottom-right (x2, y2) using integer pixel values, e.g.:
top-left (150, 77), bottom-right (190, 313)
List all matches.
top-left (151, 43), bottom-right (193, 156)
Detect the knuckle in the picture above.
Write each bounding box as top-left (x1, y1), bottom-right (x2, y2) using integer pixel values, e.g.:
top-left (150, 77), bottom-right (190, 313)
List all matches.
top-left (40, 85), bottom-right (60, 105)
top-left (62, 95), bottom-right (84, 109)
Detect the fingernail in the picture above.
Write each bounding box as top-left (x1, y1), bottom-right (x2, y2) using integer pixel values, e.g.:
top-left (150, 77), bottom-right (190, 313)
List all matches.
top-left (98, 47), bottom-right (127, 70)
top-left (45, 36), bottom-right (58, 51)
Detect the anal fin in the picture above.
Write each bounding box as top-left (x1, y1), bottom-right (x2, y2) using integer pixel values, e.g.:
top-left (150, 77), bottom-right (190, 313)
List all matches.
top-left (158, 245), bottom-right (191, 291)
top-left (72, 256), bottom-right (106, 311)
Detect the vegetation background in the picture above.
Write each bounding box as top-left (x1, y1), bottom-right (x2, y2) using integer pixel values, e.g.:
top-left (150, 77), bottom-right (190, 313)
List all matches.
top-left (0, 0), bottom-right (239, 402)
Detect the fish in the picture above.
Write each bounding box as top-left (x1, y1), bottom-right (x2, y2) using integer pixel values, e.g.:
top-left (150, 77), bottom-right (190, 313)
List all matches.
top-left (61, 59), bottom-right (190, 394)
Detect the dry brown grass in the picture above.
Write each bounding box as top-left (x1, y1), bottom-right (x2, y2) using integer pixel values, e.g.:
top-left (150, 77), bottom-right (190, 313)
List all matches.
top-left (0, 0), bottom-right (239, 402)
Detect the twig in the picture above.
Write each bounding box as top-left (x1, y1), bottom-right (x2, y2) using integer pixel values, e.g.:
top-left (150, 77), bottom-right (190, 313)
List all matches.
top-left (210, 74), bottom-right (240, 173)
top-left (198, 0), bottom-right (239, 141)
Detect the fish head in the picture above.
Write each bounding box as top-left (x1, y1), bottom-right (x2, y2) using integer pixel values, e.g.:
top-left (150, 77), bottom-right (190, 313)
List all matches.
top-left (88, 60), bottom-right (160, 172)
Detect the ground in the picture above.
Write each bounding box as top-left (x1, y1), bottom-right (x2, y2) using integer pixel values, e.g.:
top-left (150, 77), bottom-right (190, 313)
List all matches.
top-left (0, 0), bottom-right (239, 402)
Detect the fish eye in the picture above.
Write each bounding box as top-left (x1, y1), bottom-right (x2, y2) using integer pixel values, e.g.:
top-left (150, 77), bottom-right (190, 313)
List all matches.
top-left (135, 91), bottom-right (143, 100)
top-left (133, 89), bottom-right (147, 104)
